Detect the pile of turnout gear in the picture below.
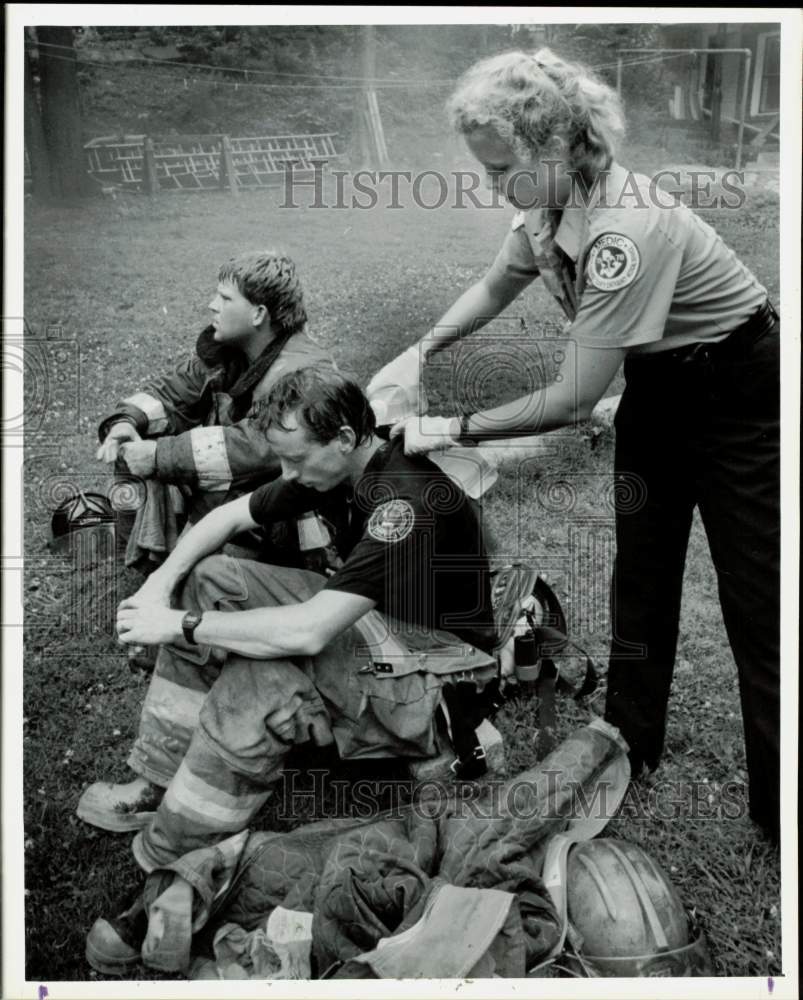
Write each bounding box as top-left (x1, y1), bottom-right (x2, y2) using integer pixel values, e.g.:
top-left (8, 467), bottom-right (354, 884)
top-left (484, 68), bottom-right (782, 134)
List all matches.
top-left (116, 719), bottom-right (712, 979)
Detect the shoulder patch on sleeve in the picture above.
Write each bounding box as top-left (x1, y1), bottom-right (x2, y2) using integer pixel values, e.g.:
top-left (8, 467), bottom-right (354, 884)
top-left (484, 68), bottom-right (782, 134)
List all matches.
top-left (511, 211), bottom-right (526, 231)
top-left (367, 499), bottom-right (415, 543)
top-left (586, 233), bottom-right (641, 291)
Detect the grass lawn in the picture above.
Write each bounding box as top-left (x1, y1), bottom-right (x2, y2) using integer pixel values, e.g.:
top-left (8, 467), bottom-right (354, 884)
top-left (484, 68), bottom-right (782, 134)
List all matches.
top-left (22, 169), bottom-right (782, 981)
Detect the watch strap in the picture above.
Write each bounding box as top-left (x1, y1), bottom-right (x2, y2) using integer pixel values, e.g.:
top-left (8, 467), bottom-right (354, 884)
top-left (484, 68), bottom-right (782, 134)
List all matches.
top-left (182, 611), bottom-right (203, 645)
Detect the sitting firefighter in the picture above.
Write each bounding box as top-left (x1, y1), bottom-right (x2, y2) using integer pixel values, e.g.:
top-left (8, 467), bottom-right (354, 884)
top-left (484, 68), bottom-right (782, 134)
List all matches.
top-left (79, 367), bottom-right (507, 974)
top-left (96, 249), bottom-right (334, 569)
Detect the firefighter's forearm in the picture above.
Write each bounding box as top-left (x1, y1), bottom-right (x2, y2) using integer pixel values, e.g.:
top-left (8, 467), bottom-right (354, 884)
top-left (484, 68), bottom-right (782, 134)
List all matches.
top-left (193, 604), bottom-right (320, 658)
top-left (149, 495), bottom-right (256, 592)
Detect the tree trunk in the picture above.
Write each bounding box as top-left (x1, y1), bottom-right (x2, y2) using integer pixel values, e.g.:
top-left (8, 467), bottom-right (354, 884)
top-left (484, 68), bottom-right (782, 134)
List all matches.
top-left (37, 26), bottom-right (92, 198)
top-left (24, 49), bottom-right (52, 198)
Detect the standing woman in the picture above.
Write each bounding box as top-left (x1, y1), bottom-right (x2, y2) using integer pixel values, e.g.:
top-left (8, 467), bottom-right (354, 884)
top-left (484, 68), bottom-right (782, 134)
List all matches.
top-left (369, 49), bottom-right (780, 839)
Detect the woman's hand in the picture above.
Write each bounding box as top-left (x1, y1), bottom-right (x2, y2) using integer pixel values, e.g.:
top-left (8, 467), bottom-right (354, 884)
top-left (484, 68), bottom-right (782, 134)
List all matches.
top-left (390, 415), bottom-right (460, 455)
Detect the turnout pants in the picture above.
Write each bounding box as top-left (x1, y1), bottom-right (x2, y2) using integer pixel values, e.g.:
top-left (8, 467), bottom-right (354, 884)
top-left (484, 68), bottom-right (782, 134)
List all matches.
top-left (604, 306), bottom-right (780, 836)
top-left (127, 556), bottom-right (491, 871)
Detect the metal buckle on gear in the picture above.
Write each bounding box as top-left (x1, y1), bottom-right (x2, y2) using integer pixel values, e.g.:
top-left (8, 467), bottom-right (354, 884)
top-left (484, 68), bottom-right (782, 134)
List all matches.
top-left (450, 744), bottom-right (486, 777)
top-left (358, 661), bottom-right (394, 675)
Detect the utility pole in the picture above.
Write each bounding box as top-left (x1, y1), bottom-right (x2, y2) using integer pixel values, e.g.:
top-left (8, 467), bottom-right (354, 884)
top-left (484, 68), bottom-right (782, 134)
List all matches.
top-left (363, 23), bottom-right (376, 87)
top-left (355, 25), bottom-right (388, 169)
top-left (709, 26), bottom-right (726, 144)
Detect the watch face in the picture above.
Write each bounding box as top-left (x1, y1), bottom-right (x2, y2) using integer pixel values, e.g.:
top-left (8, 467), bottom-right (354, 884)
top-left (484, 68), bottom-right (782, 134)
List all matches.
top-left (182, 611), bottom-right (202, 642)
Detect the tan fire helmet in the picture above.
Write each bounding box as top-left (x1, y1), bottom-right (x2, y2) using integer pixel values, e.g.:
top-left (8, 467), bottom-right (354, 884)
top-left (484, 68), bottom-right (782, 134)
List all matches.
top-left (563, 838), bottom-right (714, 977)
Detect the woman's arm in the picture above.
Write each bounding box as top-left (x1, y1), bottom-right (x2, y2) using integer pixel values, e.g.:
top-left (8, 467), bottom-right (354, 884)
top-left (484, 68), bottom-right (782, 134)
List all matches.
top-left (460, 341), bottom-right (626, 435)
top-left (366, 265), bottom-right (537, 398)
top-left (393, 342), bottom-right (626, 451)
top-left (419, 268), bottom-right (538, 360)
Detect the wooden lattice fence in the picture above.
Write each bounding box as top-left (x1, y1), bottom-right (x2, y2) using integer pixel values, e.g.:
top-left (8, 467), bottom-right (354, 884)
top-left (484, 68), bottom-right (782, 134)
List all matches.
top-left (83, 133), bottom-right (340, 193)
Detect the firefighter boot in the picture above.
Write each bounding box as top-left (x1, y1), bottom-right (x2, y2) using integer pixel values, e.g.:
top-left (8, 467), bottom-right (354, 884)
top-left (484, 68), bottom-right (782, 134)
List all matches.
top-left (77, 776), bottom-right (165, 832)
top-left (86, 890), bottom-right (147, 976)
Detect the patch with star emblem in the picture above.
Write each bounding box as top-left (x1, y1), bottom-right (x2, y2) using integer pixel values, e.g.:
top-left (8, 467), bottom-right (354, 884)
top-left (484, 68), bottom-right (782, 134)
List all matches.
top-left (367, 499), bottom-right (415, 543)
top-left (586, 233), bottom-right (640, 291)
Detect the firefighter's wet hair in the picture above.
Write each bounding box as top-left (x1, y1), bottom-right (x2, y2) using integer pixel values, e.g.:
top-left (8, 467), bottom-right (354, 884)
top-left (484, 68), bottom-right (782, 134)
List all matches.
top-left (253, 366), bottom-right (377, 447)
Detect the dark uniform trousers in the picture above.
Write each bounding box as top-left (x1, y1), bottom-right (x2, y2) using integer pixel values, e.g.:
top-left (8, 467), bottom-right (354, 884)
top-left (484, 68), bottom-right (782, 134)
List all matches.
top-left (605, 306), bottom-right (780, 837)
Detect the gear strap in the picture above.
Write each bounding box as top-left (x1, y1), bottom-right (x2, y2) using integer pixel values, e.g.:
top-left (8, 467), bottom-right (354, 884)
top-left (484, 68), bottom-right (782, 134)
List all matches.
top-left (440, 680), bottom-right (505, 780)
top-left (444, 568), bottom-right (599, 775)
top-left (529, 576), bottom-right (599, 756)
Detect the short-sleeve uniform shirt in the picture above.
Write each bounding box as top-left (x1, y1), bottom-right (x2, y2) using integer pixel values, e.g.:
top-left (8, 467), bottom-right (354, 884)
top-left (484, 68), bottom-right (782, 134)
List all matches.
top-left (248, 438), bottom-right (496, 652)
top-left (486, 162), bottom-right (767, 353)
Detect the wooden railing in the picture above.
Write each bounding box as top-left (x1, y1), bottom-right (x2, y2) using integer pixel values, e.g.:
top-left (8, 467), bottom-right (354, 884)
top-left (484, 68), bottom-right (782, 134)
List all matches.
top-left (83, 132), bottom-right (340, 193)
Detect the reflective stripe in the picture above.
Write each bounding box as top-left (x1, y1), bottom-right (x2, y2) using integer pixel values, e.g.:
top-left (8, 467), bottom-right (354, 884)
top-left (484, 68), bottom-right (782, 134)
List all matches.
top-left (190, 426), bottom-right (233, 491)
top-left (165, 765), bottom-right (270, 828)
top-left (123, 392), bottom-right (168, 434)
top-left (172, 764), bottom-right (267, 815)
top-left (215, 829), bottom-right (250, 871)
top-left (210, 831), bottom-right (251, 903)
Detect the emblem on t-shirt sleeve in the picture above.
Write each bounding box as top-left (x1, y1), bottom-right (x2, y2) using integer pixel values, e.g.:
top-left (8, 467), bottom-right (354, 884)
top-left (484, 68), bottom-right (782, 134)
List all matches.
top-left (586, 233), bottom-right (641, 291)
top-left (367, 499), bottom-right (415, 543)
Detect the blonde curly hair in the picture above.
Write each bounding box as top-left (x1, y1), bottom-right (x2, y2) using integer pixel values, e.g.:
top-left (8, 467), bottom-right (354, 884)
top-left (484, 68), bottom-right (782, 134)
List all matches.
top-left (447, 48), bottom-right (625, 176)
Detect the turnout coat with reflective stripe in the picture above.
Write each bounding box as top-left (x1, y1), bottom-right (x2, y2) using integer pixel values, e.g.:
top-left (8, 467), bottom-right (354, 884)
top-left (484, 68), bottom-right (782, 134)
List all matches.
top-left (99, 326), bottom-right (334, 518)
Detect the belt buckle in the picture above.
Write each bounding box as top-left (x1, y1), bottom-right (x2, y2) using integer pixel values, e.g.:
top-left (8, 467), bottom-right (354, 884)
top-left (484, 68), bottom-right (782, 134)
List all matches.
top-left (680, 343), bottom-right (710, 365)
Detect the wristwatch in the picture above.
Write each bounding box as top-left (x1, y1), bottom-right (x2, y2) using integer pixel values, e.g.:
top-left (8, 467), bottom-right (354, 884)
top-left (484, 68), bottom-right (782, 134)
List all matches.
top-left (181, 610), bottom-right (203, 645)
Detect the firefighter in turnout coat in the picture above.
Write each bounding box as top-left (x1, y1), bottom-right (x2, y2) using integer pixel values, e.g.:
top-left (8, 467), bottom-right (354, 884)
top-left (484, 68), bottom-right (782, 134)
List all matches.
top-left (97, 250), bottom-right (335, 566)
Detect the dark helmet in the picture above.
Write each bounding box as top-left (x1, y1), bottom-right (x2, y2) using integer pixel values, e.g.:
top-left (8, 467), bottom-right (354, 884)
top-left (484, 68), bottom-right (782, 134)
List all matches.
top-left (564, 838), bottom-right (714, 977)
top-left (50, 490), bottom-right (116, 553)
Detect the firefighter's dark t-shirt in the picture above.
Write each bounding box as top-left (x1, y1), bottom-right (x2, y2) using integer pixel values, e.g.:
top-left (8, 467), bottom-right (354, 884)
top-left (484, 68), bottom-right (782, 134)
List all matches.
top-left (248, 438), bottom-right (496, 651)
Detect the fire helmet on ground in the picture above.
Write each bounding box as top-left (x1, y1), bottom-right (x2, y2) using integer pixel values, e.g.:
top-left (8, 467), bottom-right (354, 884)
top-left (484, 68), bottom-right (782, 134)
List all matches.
top-left (565, 838), bottom-right (714, 977)
top-left (50, 491), bottom-right (116, 552)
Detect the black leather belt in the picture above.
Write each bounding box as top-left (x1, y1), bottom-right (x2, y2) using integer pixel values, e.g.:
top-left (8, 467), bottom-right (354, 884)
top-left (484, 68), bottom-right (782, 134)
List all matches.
top-left (630, 300), bottom-right (779, 367)
top-left (710, 299), bottom-right (779, 358)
